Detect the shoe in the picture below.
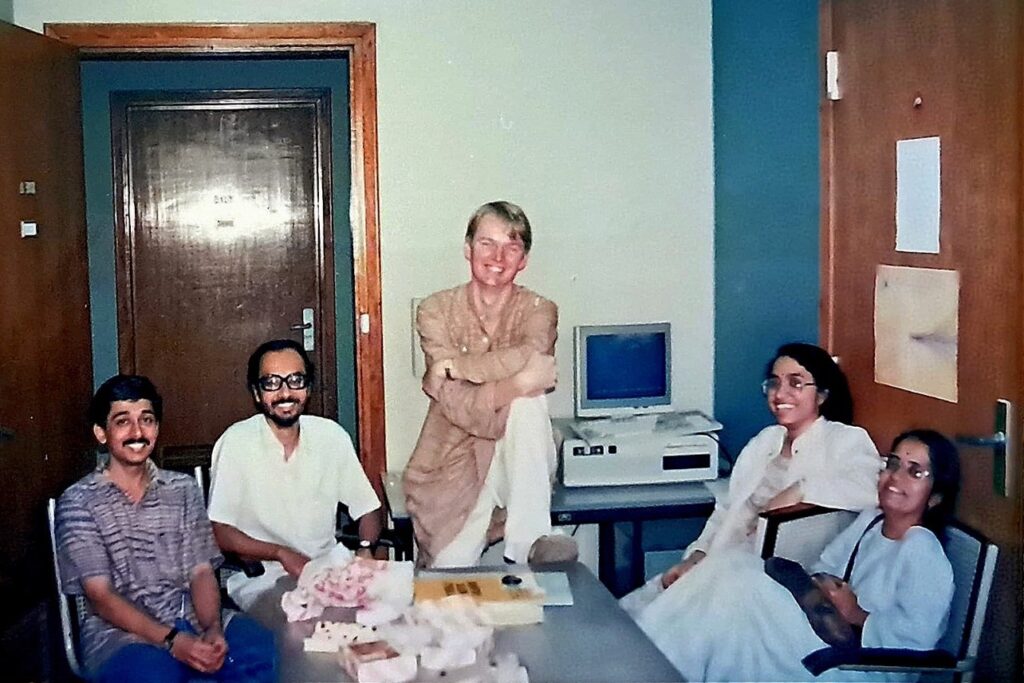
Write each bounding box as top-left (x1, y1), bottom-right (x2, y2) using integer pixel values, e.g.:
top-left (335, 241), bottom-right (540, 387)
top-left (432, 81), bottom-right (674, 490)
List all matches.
top-left (527, 535), bottom-right (579, 564)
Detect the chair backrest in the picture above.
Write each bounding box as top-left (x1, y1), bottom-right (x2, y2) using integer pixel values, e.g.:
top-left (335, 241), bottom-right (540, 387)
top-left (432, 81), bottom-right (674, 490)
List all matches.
top-left (47, 498), bottom-right (85, 679)
top-left (758, 506), bottom-right (859, 569)
top-left (935, 522), bottom-right (997, 661)
top-left (193, 464), bottom-right (209, 504)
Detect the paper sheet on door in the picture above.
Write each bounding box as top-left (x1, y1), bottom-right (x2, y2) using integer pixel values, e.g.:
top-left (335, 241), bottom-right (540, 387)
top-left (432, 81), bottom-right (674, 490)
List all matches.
top-left (874, 265), bottom-right (958, 402)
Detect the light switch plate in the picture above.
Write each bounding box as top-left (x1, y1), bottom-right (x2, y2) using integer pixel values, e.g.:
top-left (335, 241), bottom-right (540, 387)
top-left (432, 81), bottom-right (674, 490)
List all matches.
top-left (19, 181), bottom-right (37, 195)
top-left (20, 221), bottom-right (38, 238)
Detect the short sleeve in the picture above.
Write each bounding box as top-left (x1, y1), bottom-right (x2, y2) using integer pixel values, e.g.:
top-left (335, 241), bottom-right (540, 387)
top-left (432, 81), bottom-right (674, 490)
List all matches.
top-left (206, 429), bottom-right (243, 527)
top-left (331, 424), bottom-right (381, 521)
top-left (181, 478), bottom-right (223, 573)
top-left (55, 488), bottom-right (110, 595)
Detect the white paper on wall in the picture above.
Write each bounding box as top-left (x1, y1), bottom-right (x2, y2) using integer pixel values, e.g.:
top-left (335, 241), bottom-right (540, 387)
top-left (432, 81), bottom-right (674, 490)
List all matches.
top-left (895, 136), bottom-right (941, 253)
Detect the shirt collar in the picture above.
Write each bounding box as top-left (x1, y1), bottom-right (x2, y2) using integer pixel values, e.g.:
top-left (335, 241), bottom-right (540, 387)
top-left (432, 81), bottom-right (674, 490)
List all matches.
top-left (91, 457), bottom-right (167, 489)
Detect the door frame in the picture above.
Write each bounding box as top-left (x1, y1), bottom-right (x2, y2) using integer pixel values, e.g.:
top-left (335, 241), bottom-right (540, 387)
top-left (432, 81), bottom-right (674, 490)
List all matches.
top-left (44, 23), bottom-right (387, 492)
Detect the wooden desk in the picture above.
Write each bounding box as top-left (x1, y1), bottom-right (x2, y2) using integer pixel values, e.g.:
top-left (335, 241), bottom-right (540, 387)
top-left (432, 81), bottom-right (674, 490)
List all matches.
top-left (383, 472), bottom-right (717, 596)
top-left (246, 562), bottom-right (683, 682)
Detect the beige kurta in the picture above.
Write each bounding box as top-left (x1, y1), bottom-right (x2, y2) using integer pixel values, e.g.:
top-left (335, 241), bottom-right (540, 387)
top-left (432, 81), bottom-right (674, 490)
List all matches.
top-left (404, 283), bottom-right (557, 565)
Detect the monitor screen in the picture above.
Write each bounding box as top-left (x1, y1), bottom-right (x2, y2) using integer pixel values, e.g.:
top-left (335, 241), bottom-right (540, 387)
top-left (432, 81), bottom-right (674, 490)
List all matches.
top-left (574, 322), bottom-right (671, 418)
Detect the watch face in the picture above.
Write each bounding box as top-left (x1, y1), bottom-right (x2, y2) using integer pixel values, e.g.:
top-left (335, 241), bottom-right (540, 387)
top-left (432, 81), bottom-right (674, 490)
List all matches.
top-left (359, 540), bottom-right (371, 548)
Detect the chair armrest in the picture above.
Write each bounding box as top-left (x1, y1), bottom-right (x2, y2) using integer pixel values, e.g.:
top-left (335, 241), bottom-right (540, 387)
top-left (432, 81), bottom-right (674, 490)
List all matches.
top-left (803, 646), bottom-right (960, 676)
top-left (758, 506), bottom-right (858, 566)
top-left (221, 551), bottom-right (265, 578)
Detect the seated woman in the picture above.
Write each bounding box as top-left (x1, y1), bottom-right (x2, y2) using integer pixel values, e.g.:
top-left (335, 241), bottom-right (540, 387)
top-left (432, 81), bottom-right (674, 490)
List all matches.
top-left (634, 429), bottom-right (961, 682)
top-left (623, 342), bottom-right (881, 610)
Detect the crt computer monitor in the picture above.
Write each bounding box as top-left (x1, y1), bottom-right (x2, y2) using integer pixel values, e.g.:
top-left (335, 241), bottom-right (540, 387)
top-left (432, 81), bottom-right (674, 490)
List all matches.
top-left (573, 322), bottom-right (672, 419)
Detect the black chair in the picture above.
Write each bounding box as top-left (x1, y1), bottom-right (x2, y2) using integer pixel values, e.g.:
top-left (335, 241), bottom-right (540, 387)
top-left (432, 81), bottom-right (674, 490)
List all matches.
top-left (760, 506), bottom-right (998, 682)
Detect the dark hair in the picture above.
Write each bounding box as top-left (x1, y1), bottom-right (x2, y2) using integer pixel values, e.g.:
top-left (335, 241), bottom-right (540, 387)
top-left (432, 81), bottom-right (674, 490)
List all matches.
top-left (765, 342), bottom-right (854, 424)
top-left (246, 339), bottom-right (315, 392)
top-left (88, 374), bottom-right (163, 427)
top-left (891, 429), bottom-right (961, 532)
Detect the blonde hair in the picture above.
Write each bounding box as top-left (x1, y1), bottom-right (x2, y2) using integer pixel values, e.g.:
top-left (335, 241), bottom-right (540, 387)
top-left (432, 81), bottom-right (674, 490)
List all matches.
top-left (465, 200), bottom-right (533, 253)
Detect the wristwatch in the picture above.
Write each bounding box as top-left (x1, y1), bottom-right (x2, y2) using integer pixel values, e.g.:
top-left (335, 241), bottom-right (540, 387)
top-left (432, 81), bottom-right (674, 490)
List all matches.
top-left (358, 539), bottom-right (377, 551)
top-left (163, 626), bottom-right (180, 651)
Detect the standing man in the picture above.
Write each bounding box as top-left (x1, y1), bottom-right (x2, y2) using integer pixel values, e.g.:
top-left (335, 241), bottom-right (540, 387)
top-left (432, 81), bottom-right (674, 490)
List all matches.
top-left (207, 339), bottom-right (382, 609)
top-left (55, 375), bottom-right (276, 682)
top-left (405, 200), bottom-right (577, 567)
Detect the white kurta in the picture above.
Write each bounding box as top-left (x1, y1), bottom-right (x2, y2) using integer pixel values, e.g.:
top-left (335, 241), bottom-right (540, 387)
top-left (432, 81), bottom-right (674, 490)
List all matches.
top-left (634, 510), bottom-right (954, 682)
top-left (689, 417), bottom-right (881, 557)
top-left (207, 414), bottom-right (380, 608)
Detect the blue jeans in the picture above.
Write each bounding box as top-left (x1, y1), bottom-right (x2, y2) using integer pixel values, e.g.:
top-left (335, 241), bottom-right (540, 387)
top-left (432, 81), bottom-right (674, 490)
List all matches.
top-left (94, 614), bottom-right (277, 683)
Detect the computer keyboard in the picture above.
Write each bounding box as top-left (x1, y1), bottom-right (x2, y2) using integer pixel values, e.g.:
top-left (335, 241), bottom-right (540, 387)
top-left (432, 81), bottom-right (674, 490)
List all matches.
top-left (581, 415), bottom-right (659, 437)
top-left (658, 410), bottom-right (723, 435)
top-left (576, 411), bottom-right (722, 439)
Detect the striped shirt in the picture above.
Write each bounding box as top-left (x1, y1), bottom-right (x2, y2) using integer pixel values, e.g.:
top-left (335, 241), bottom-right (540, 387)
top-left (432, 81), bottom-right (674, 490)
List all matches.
top-left (55, 460), bottom-right (223, 674)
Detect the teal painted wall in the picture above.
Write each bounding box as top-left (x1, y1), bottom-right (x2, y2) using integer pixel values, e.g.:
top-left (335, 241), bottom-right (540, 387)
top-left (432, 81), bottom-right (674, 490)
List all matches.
top-left (81, 58), bottom-right (358, 436)
top-left (1, 0), bottom-right (12, 23)
top-left (712, 1), bottom-right (820, 457)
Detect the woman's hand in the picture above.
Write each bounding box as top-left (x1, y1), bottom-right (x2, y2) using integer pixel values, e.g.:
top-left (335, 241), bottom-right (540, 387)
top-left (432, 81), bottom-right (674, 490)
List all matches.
top-left (814, 574), bottom-right (868, 627)
top-left (662, 551), bottom-right (706, 589)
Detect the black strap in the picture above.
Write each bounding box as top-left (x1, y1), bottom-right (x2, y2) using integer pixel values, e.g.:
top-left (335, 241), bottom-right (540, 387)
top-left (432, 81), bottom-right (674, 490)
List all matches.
top-left (843, 513), bottom-right (884, 583)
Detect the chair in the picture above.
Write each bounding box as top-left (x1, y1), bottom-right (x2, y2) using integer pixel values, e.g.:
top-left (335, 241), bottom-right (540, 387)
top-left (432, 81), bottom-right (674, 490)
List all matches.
top-left (764, 508), bottom-right (999, 682)
top-left (47, 497), bottom-right (85, 680)
top-left (757, 504), bottom-right (858, 567)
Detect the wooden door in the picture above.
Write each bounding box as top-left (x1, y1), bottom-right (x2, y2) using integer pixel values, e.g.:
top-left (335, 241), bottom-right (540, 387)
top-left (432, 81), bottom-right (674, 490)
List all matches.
top-left (0, 22), bottom-right (93, 626)
top-left (822, 1), bottom-right (1022, 677)
top-left (111, 90), bottom-right (336, 464)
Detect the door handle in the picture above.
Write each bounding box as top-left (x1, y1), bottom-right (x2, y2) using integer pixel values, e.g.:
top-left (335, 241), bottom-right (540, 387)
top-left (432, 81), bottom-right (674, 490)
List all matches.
top-left (955, 399), bottom-right (1016, 498)
top-left (290, 308), bottom-right (315, 351)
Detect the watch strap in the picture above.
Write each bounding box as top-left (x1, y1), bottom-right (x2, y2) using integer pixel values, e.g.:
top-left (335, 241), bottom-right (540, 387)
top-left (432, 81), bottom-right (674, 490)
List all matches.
top-left (163, 626), bottom-right (180, 651)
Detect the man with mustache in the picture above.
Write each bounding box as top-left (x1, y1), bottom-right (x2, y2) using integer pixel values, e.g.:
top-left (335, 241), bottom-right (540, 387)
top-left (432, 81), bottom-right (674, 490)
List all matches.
top-left (207, 339), bottom-right (382, 609)
top-left (405, 200), bottom-right (576, 567)
top-left (54, 375), bottom-right (276, 682)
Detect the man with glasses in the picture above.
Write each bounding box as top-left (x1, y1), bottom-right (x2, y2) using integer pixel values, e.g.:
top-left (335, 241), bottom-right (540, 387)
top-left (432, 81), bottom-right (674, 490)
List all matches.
top-left (207, 339), bottom-right (381, 609)
top-left (405, 200), bottom-right (577, 567)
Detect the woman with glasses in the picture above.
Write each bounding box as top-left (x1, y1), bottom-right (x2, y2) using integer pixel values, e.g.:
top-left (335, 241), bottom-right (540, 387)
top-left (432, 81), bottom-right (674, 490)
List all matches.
top-left (622, 343), bottom-right (880, 613)
top-left (635, 429), bottom-right (960, 681)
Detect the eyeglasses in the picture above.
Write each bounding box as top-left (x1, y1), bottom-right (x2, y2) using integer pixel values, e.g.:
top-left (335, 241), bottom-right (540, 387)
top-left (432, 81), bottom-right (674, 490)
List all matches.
top-left (881, 453), bottom-right (932, 480)
top-left (257, 372), bottom-right (310, 392)
top-left (761, 376), bottom-right (817, 395)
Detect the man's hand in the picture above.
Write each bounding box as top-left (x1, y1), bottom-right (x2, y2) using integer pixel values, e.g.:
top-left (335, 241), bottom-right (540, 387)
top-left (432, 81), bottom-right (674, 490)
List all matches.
top-left (276, 547), bottom-right (311, 578)
top-left (814, 574), bottom-right (868, 627)
top-left (428, 358), bottom-right (454, 380)
top-left (512, 351), bottom-right (557, 397)
top-left (170, 632), bottom-right (226, 673)
top-left (661, 550), bottom-right (705, 589)
top-left (201, 625), bottom-right (229, 662)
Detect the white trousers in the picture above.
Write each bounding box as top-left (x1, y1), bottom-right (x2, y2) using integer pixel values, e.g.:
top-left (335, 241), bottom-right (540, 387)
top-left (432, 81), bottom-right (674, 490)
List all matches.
top-left (432, 395), bottom-right (557, 567)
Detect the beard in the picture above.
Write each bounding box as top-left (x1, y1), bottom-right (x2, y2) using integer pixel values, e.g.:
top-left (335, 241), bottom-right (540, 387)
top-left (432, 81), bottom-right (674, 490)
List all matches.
top-left (260, 397), bottom-right (305, 428)
top-left (265, 411), bottom-right (301, 428)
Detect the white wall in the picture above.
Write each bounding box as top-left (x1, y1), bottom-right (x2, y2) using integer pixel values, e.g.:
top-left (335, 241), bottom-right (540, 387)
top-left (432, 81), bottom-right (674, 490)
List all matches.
top-left (16, 0), bottom-right (714, 471)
